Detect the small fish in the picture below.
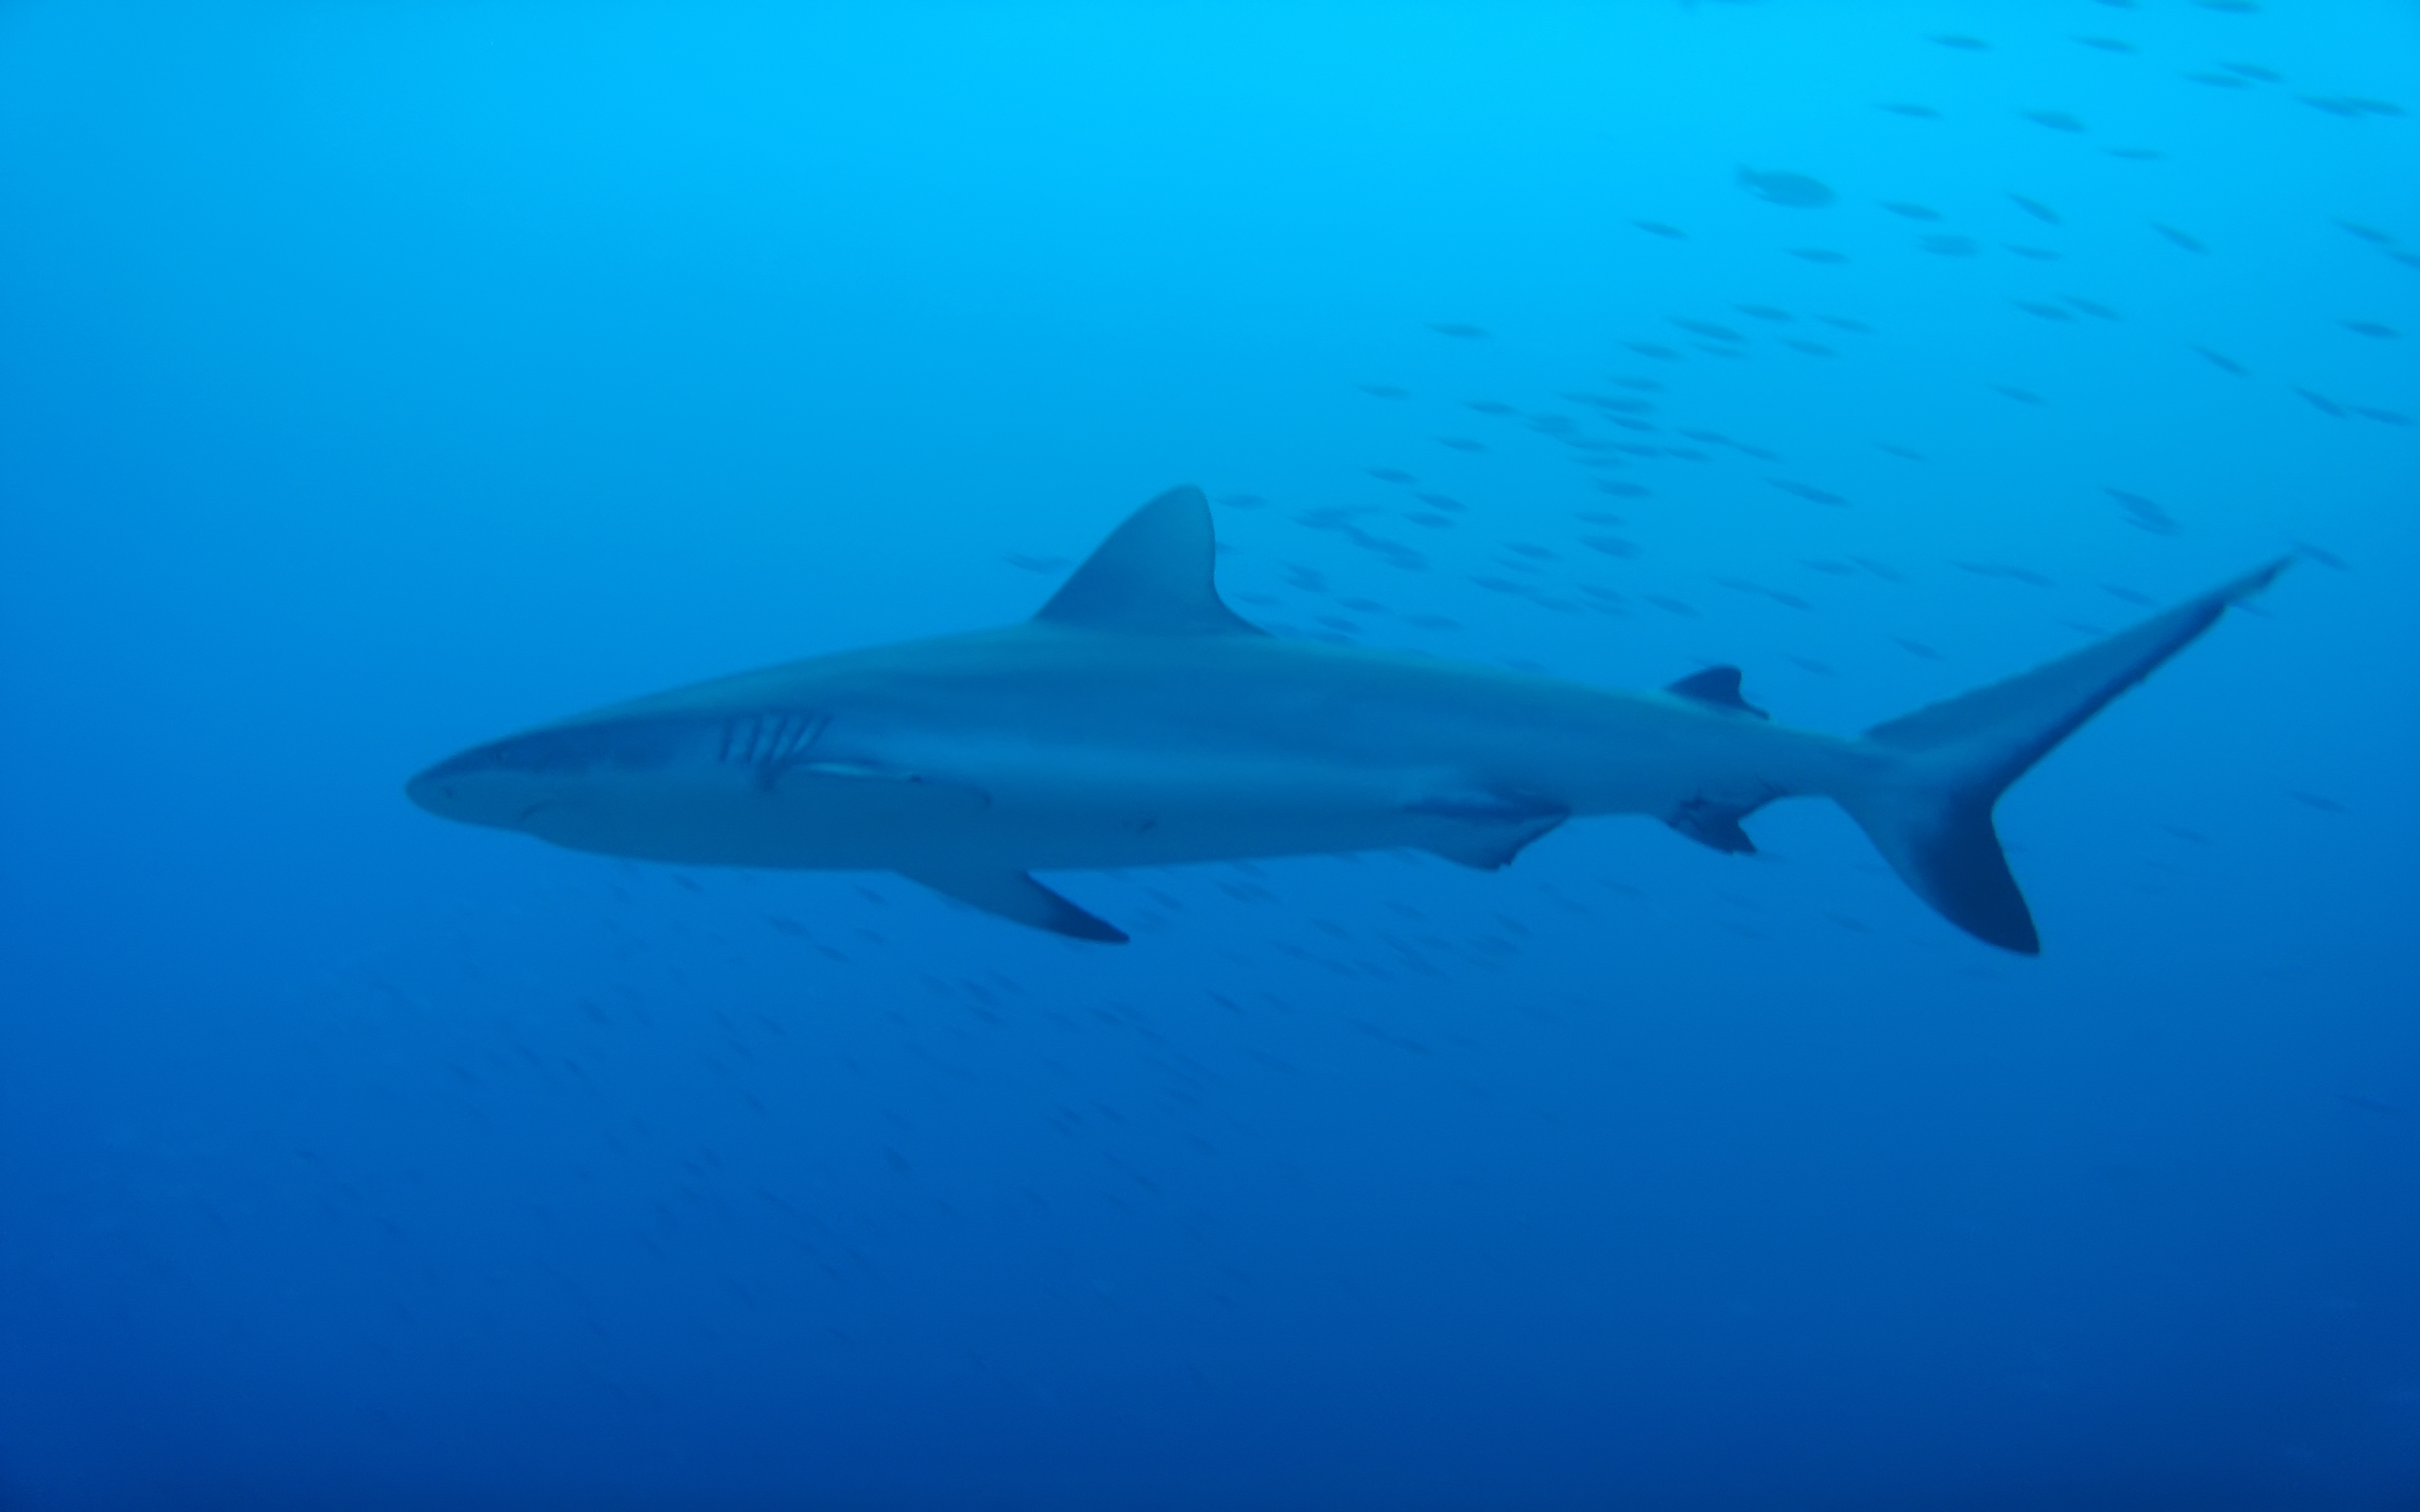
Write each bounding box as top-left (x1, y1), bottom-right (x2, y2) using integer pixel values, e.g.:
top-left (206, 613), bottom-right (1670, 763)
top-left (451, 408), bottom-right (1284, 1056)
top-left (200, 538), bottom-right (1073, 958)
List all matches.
top-left (2022, 109), bottom-right (2087, 132)
top-left (2152, 223), bottom-right (2208, 253)
top-left (2294, 541), bottom-right (2349, 571)
top-left (2221, 61), bottom-right (2282, 82)
top-left (1595, 480), bottom-right (1651, 498)
top-left (1582, 535), bottom-right (1640, 558)
top-left (2007, 245), bottom-right (2063, 261)
top-left (1464, 399), bottom-right (1514, 415)
top-left (2342, 319), bottom-right (2398, 338)
top-left (1427, 321), bottom-right (1490, 339)
top-left (2191, 0), bottom-right (2259, 11)
top-left (1930, 34), bottom-right (1990, 51)
top-left (1613, 377), bottom-right (1665, 392)
top-left (1625, 342), bottom-right (1682, 360)
top-left (2185, 71), bottom-right (2252, 90)
top-left (1955, 560), bottom-right (2055, 587)
top-left (1817, 315), bottom-right (1872, 334)
top-left (1645, 595), bottom-right (1697, 617)
top-left (1738, 166), bottom-right (1836, 208)
top-left (1437, 437), bottom-right (1487, 453)
top-left (1413, 492), bottom-right (1464, 512)
top-left (1879, 102), bottom-right (1944, 119)
top-left (2193, 345), bottom-right (2248, 375)
top-left (1565, 391), bottom-right (1653, 414)
top-left (2338, 1092), bottom-right (2406, 1115)
top-left (2336, 219), bottom-right (2394, 245)
top-left (1789, 248), bottom-right (1850, 264)
top-left (2106, 488), bottom-right (2179, 534)
top-left (2303, 95), bottom-right (2404, 118)
top-left (1357, 383), bottom-right (1409, 399)
top-left (1734, 303), bottom-right (1792, 322)
top-left (2014, 300), bottom-right (2076, 321)
top-left (1851, 556), bottom-right (1906, 582)
top-left (1921, 234), bottom-right (1979, 257)
top-left (1672, 318), bottom-right (1744, 342)
top-left (1367, 467), bottom-right (1415, 484)
top-left (1769, 479), bottom-right (1848, 507)
top-left (2103, 584), bottom-right (2155, 607)
top-left (1634, 220), bottom-right (1687, 239)
top-left (2353, 406), bottom-right (2411, 426)
top-left (2011, 194), bottom-right (2064, 225)
top-left (2105, 146), bottom-right (2166, 161)
top-left (2294, 387), bottom-right (2346, 418)
top-left (1991, 384), bottom-right (2046, 405)
top-left (1881, 200), bottom-right (1944, 221)
top-left (2066, 296), bottom-right (2120, 319)
top-left (1216, 493), bottom-right (1269, 509)
top-left (2289, 790), bottom-right (2345, 814)
top-left (1876, 442), bottom-right (1926, 461)
top-left (1893, 636), bottom-right (1942, 660)
top-left (2076, 36), bottom-right (2135, 53)
top-left (1004, 553), bottom-right (1074, 574)
top-left (1785, 339), bottom-right (1837, 357)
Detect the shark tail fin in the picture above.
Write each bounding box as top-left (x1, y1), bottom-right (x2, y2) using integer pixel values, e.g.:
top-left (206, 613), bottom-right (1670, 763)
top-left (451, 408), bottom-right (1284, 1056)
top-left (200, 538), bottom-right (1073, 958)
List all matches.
top-left (1837, 558), bottom-right (2289, 954)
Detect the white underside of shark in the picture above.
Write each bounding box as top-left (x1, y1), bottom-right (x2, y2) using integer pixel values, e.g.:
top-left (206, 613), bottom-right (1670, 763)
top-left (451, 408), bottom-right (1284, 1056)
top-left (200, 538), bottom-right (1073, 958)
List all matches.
top-left (408, 487), bottom-right (2286, 951)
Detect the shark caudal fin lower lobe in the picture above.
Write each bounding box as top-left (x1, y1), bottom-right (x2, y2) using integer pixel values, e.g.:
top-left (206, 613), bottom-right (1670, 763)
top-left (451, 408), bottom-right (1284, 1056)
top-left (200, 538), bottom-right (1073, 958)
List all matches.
top-left (1838, 558), bottom-right (2289, 954)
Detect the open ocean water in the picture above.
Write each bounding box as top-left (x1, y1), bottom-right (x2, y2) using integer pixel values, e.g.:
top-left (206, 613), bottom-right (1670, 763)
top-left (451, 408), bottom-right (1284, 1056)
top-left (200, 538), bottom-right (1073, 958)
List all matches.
top-left (3, 2), bottom-right (2416, 1507)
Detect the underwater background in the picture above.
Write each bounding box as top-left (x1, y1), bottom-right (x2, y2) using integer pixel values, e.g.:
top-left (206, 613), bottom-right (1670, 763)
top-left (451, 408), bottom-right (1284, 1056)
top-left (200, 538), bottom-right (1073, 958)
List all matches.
top-left (3, 1), bottom-right (2416, 1505)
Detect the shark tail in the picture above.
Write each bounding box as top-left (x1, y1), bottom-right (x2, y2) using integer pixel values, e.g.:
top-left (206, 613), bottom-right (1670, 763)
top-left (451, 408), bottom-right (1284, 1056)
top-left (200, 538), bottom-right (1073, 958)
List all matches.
top-left (1836, 558), bottom-right (2289, 954)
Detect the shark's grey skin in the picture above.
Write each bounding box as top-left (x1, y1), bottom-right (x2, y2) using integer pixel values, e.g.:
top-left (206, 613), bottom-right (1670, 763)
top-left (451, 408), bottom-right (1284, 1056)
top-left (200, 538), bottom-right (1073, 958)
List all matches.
top-left (408, 487), bottom-right (2286, 950)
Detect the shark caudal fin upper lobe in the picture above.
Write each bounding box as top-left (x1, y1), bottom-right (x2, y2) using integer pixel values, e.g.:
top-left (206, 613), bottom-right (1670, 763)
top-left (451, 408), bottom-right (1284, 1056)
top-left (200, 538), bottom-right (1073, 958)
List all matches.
top-left (1838, 558), bottom-right (2290, 954)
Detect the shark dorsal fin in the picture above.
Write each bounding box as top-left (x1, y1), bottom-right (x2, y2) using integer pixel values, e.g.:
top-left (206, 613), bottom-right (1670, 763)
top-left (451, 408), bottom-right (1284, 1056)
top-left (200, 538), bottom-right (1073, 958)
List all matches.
top-left (1666, 665), bottom-right (1770, 719)
top-left (1035, 487), bottom-right (1264, 636)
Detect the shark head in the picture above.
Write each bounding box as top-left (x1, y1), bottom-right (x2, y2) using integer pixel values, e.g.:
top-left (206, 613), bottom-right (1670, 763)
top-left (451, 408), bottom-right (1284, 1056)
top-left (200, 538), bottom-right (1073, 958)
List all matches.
top-left (405, 733), bottom-right (570, 833)
top-left (406, 717), bottom-right (694, 833)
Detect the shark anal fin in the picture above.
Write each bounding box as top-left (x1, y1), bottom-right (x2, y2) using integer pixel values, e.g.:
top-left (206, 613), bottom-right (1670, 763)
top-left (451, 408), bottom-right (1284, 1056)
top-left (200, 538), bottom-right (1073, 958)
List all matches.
top-left (901, 867), bottom-right (1129, 943)
top-left (1665, 665), bottom-right (1770, 719)
top-left (1034, 486), bottom-right (1266, 638)
top-left (1409, 788), bottom-right (1569, 869)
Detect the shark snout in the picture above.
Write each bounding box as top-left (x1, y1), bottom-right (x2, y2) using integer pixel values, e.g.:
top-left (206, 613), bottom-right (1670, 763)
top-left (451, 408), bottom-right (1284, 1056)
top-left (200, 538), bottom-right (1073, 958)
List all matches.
top-left (406, 744), bottom-right (538, 830)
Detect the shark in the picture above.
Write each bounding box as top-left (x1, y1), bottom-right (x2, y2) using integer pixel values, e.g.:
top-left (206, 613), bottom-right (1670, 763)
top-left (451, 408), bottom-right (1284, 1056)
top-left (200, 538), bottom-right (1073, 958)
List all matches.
top-left (407, 487), bottom-right (2286, 951)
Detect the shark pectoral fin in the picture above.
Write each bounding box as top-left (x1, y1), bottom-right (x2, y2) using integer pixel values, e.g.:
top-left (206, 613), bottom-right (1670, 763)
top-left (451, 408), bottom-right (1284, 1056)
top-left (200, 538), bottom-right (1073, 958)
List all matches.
top-left (900, 867), bottom-right (1130, 943)
top-left (1407, 788), bottom-right (1570, 870)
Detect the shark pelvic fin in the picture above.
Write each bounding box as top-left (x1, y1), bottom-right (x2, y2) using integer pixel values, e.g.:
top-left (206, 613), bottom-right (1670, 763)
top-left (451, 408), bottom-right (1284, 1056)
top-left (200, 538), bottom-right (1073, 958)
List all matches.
top-left (1035, 486), bottom-right (1266, 637)
top-left (1665, 665), bottom-right (1769, 719)
top-left (899, 866), bottom-right (1129, 943)
top-left (1408, 788), bottom-right (1570, 869)
top-left (1667, 796), bottom-right (1766, 854)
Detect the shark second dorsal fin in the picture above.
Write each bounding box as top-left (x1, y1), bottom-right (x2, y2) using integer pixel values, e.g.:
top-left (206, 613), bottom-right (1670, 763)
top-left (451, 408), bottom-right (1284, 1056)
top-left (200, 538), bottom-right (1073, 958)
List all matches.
top-left (1035, 487), bottom-right (1265, 636)
top-left (1665, 665), bottom-right (1769, 719)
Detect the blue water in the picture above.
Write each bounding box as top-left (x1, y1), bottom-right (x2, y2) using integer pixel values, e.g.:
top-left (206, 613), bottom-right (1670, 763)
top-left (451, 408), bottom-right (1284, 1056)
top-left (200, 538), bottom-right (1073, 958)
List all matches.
top-left (4, 3), bottom-right (2416, 1505)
